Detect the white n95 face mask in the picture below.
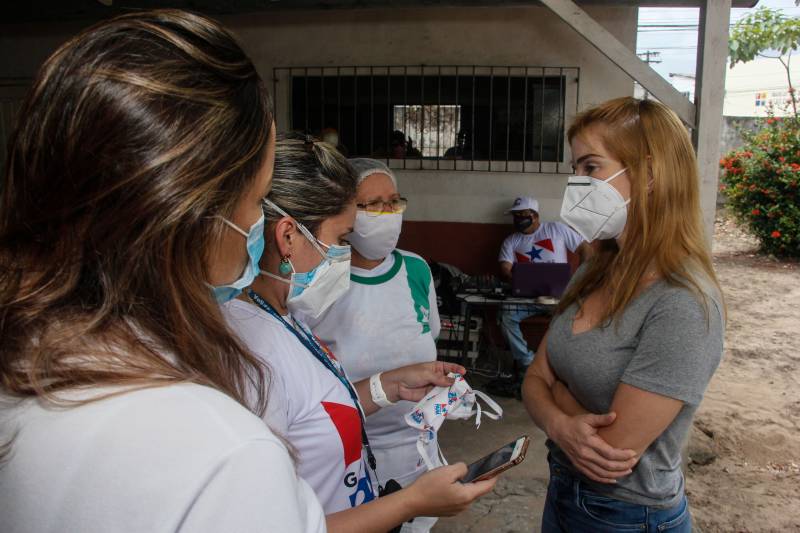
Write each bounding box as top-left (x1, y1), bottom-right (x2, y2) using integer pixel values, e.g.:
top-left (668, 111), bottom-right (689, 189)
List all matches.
top-left (348, 211), bottom-right (403, 260)
top-left (560, 167), bottom-right (629, 242)
top-left (405, 373), bottom-right (503, 470)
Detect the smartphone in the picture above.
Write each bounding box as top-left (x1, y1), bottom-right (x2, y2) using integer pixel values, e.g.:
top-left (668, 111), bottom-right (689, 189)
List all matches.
top-left (461, 435), bottom-right (530, 483)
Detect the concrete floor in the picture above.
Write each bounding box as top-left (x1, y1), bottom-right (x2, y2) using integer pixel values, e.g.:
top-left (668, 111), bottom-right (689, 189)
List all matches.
top-left (433, 390), bottom-right (549, 532)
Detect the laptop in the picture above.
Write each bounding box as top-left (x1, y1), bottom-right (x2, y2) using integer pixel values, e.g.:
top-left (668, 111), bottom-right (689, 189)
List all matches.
top-left (511, 263), bottom-right (572, 298)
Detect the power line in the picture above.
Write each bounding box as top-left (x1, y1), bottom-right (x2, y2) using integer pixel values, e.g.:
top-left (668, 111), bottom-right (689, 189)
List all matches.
top-left (726, 87), bottom-right (793, 94)
top-left (639, 21), bottom-right (796, 30)
top-left (637, 46), bottom-right (698, 50)
top-left (638, 29), bottom-right (700, 33)
top-left (638, 7), bottom-right (800, 28)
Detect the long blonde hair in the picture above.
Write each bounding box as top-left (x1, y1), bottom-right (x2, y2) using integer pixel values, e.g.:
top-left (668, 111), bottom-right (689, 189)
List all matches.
top-left (556, 97), bottom-right (723, 323)
top-left (1, 10), bottom-right (272, 414)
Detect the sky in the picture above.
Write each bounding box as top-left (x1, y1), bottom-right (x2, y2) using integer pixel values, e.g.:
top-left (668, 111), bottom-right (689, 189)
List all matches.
top-left (637, 0), bottom-right (800, 97)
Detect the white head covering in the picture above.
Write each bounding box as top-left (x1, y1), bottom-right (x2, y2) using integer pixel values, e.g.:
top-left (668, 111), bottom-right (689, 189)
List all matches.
top-left (348, 158), bottom-right (397, 187)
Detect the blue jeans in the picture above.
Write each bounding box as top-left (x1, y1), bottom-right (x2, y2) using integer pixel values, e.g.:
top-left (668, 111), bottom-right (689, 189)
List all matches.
top-left (542, 459), bottom-right (692, 533)
top-left (500, 304), bottom-right (549, 367)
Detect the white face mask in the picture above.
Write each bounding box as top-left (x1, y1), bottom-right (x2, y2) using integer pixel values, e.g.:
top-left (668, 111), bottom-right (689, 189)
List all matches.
top-left (261, 199), bottom-right (352, 319)
top-left (348, 211), bottom-right (403, 260)
top-left (404, 373), bottom-right (502, 470)
top-left (560, 167), bottom-right (629, 242)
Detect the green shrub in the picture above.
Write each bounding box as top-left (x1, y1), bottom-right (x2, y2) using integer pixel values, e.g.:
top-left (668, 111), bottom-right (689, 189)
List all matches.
top-left (720, 111), bottom-right (800, 257)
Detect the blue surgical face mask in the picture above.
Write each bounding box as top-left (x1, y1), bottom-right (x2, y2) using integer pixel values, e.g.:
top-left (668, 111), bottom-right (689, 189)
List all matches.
top-left (260, 198), bottom-right (351, 319)
top-left (285, 237), bottom-right (351, 299)
top-left (210, 213), bottom-right (265, 304)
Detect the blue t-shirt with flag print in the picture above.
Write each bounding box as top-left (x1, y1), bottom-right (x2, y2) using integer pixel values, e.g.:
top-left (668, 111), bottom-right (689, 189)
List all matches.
top-left (499, 221), bottom-right (583, 265)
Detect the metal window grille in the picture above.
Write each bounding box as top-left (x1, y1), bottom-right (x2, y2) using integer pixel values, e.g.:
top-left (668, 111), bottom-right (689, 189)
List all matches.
top-left (272, 65), bottom-right (580, 173)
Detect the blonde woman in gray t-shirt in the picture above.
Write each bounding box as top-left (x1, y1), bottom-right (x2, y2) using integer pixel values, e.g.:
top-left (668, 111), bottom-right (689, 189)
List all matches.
top-left (523, 97), bottom-right (725, 532)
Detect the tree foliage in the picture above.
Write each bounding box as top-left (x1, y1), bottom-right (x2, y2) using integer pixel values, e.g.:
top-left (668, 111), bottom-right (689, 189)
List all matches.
top-left (729, 7), bottom-right (800, 116)
top-left (729, 7), bottom-right (800, 65)
top-left (720, 113), bottom-right (800, 258)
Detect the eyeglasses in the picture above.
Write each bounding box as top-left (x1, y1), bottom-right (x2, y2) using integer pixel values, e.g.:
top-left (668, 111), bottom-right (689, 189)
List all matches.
top-left (356, 197), bottom-right (408, 217)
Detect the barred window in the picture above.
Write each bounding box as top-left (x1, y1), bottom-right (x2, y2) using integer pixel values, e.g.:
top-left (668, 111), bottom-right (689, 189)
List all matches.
top-left (272, 66), bottom-right (579, 173)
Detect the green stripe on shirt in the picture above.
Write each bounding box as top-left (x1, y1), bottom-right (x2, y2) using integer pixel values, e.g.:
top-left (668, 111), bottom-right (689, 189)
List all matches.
top-left (350, 250), bottom-right (403, 285)
top-left (402, 253), bottom-right (432, 335)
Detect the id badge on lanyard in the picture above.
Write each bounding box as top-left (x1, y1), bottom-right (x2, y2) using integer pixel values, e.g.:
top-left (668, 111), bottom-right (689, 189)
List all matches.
top-left (245, 289), bottom-right (382, 481)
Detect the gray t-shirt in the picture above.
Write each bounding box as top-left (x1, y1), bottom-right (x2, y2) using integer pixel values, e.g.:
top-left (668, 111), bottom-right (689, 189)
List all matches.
top-left (546, 268), bottom-right (724, 508)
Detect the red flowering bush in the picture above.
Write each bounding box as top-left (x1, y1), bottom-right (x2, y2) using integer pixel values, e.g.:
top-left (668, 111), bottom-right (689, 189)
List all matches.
top-left (720, 111), bottom-right (800, 257)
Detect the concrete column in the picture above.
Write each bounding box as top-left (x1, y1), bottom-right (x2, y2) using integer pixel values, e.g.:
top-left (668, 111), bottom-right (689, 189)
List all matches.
top-left (539, 0), bottom-right (696, 126)
top-left (693, 0), bottom-right (732, 246)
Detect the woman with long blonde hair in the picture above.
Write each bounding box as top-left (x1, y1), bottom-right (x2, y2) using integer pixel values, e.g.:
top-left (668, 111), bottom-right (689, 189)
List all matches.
top-left (0, 10), bottom-right (324, 532)
top-left (522, 97), bottom-right (725, 531)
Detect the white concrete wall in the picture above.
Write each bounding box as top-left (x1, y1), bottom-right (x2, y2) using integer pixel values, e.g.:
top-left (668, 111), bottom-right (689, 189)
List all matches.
top-left (0, 5), bottom-right (638, 224)
top-left (723, 57), bottom-right (800, 118)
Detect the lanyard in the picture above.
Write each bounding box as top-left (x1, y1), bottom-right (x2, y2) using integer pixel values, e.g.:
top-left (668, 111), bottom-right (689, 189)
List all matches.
top-left (245, 289), bottom-right (380, 478)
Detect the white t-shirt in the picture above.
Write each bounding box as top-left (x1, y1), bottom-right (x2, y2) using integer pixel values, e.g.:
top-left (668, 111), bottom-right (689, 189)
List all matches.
top-left (305, 249), bottom-right (442, 488)
top-left (498, 221), bottom-right (583, 264)
top-left (0, 383), bottom-right (326, 533)
top-left (223, 299), bottom-right (378, 515)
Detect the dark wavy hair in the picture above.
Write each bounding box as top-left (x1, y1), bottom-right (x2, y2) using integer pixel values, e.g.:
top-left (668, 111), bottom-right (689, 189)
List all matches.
top-left (0, 10), bottom-right (273, 416)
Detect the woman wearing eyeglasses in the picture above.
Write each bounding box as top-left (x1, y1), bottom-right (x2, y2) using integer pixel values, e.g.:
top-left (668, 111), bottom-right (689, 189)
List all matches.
top-left (305, 158), bottom-right (442, 533)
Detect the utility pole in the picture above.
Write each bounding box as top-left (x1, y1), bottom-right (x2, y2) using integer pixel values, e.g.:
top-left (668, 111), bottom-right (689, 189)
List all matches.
top-left (637, 51), bottom-right (662, 100)
top-left (638, 50), bottom-right (662, 65)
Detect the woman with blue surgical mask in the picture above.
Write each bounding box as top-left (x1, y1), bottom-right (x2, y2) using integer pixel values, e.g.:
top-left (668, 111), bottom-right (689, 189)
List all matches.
top-left (208, 214), bottom-right (266, 303)
top-left (304, 158), bottom-right (442, 533)
top-left (0, 11), bottom-right (327, 533)
top-left (221, 136), bottom-right (495, 533)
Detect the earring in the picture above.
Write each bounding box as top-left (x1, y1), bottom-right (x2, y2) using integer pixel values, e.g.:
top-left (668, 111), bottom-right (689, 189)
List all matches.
top-left (278, 255), bottom-right (292, 277)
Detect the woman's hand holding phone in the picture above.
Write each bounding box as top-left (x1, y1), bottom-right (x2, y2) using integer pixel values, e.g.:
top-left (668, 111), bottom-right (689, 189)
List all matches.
top-left (404, 464), bottom-right (497, 517)
top-left (461, 435), bottom-right (530, 483)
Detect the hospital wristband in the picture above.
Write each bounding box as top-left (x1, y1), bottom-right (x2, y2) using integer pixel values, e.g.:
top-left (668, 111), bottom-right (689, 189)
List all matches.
top-left (369, 372), bottom-right (395, 408)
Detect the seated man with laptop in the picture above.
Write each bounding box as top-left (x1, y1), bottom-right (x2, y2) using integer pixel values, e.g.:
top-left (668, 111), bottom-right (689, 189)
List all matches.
top-left (490, 196), bottom-right (590, 397)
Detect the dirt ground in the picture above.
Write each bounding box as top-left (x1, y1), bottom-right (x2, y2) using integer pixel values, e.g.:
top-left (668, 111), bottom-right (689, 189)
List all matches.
top-left (434, 210), bottom-right (800, 532)
top-left (685, 213), bottom-right (800, 533)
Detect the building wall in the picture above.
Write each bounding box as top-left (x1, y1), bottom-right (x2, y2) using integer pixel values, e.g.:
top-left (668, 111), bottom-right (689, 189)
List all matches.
top-left (720, 116), bottom-right (760, 155)
top-left (0, 6), bottom-right (638, 273)
top-left (231, 6), bottom-right (638, 225)
top-left (723, 57), bottom-right (800, 118)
